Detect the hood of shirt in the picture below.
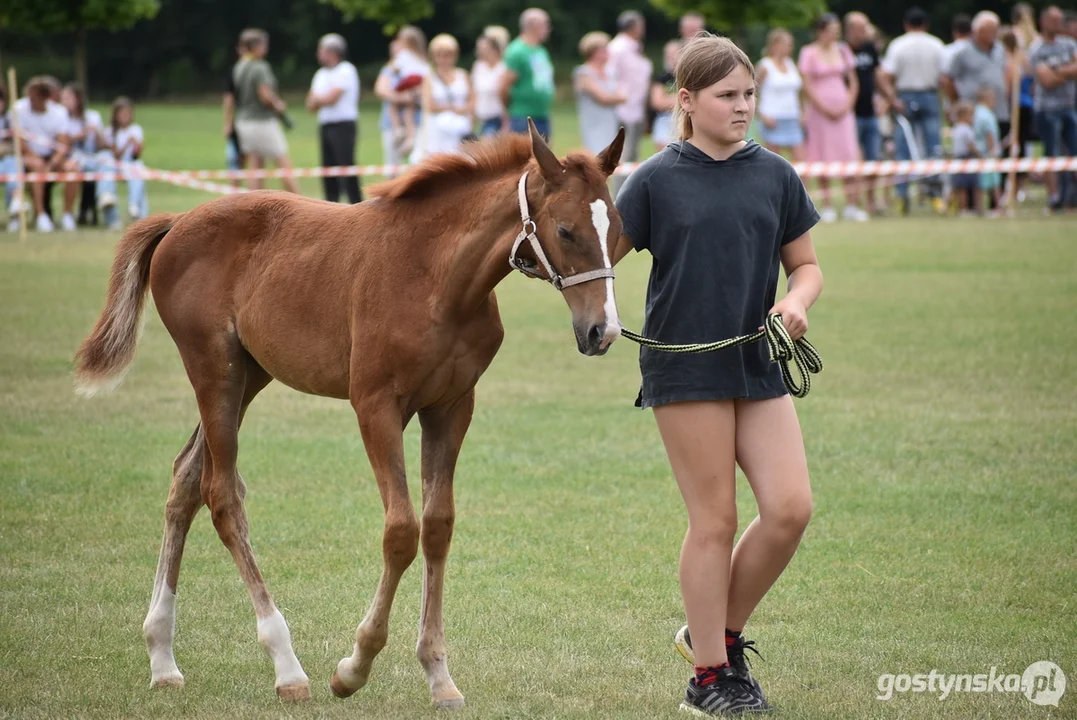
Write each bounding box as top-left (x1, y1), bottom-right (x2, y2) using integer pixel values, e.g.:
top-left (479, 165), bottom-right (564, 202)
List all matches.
top-left (666, 139), bottom-right (764, 167)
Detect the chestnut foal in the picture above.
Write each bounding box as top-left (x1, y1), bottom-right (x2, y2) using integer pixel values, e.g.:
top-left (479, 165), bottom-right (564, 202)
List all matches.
top-left (74, 122), bottom-right (625, 708)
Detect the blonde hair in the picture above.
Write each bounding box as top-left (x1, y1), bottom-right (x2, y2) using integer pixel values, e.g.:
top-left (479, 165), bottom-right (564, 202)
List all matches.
top-left (429, 33), bottom-right (459, 57)
top-left (483, 25), bottom-right (511, 53)
top-left (953, 101), bottom-right (974, 121)
top-left (673, 33), bottom-right (755, 140)
top-left (1012, 3), bottom-right (1037, 48)
top-left (578, 31), bottom-right (610, 59)
top-left (765, 28), bottom-right (792, 57)
top-left (397, 25), bottom-right (428, 56)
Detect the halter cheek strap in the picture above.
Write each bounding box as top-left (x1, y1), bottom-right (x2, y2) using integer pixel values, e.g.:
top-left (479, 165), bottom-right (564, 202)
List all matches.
top-left (508, 172), bottom-right (616, 291)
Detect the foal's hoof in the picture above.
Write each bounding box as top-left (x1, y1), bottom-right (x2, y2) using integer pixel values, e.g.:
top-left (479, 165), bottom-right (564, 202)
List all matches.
top-left (150, 673), bottom-right (185, 689)
top-left (276, 681), bottom-right (311, 702)
top-left (329, 658), bottom-right (365, 698)
top-left (433, 694), bottom-right (466, 711)
top-left (329, 671), bottom-right (356, 699)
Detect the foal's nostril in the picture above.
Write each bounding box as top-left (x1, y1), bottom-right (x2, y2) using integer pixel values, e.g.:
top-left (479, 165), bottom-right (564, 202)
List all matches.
top-left (588, 324), bottom-right (605, 348)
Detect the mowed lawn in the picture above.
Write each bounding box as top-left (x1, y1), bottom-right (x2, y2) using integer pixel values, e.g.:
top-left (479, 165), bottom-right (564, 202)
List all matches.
top-left (1, 103), bottom-right (1075, 719)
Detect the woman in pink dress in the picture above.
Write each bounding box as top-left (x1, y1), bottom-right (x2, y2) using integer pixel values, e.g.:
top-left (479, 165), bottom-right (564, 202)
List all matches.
top-left (798, 14), bottom-right (867, 222)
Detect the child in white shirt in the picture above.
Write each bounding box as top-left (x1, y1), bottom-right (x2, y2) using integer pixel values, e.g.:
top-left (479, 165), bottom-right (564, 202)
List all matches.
top-left (387, 27), bottom-right (429, 153)
top-left (97, 97), bottom-right (148, 228)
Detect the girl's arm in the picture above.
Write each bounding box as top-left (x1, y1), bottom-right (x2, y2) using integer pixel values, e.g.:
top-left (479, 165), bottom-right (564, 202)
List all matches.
top-left (769, 232), bottom-right (823, 340)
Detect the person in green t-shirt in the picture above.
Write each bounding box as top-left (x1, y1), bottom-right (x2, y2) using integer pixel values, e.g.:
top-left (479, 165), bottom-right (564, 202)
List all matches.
top-left (231, 28), bottom-right (299, 193)
top-left (500, 8), bottom-right (555, 139)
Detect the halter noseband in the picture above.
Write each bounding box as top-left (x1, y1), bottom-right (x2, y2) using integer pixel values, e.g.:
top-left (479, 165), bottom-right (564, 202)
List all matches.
top-left (508, 171), bottom-right (616, 291)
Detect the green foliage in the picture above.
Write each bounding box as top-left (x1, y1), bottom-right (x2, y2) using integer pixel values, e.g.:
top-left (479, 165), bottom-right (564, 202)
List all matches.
top-left (0, 0), bottom-right (159, 33)
top-left (649, 0), bottom-right (827, 30)
top-left (321, 0), bottom-right (433, 34)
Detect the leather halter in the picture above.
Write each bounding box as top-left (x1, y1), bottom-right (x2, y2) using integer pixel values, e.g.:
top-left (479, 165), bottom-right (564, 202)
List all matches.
top-left (508, 172), bottom-right (616, 291)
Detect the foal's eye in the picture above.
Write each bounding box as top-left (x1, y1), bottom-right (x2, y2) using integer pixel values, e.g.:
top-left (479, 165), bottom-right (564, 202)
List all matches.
top-left (557, 226), bottom-right (576, 243)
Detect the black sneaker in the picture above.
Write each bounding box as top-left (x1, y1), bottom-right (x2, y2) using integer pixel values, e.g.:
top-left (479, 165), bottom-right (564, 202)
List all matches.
top-left (680, 665), bottom-right (769, 716)
top-left (674, 626), bottom-right (769, 708)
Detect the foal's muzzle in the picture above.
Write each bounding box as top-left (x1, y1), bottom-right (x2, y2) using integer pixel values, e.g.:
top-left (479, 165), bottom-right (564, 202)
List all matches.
top-left (575, 322), bottom-right (617, 356)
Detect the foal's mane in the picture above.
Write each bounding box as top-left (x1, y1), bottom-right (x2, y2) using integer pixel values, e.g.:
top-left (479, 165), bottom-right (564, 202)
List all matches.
top-left (368, 134), bottom-right (606, 201)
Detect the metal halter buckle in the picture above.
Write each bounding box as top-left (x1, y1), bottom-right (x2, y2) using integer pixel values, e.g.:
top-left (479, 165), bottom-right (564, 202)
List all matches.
top-left (508, 171), bottom-right (614, 291)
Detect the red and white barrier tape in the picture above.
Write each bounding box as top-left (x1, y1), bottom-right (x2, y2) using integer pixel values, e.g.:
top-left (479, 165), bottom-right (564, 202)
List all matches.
top-left (2, 155), bottom-right (1074, 185)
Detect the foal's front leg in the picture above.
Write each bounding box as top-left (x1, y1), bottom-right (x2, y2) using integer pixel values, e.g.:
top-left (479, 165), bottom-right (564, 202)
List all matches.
top-left (331, 395), bottom-right (420, 698)
top-left (415, 391), bottom-right (474, 709)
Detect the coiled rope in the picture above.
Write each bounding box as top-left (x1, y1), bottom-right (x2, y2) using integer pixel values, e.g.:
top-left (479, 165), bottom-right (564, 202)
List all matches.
top-left (619, 313), bottom-right (823, 398)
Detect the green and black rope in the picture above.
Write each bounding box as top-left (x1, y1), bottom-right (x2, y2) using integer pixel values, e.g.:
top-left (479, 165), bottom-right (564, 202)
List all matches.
top-left (619, 313), bottom-right (823, 398)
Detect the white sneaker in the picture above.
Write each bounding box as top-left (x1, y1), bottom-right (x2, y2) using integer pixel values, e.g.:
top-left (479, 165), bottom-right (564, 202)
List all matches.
top-left (820, 206), bottom-right (838, 223)
top-left (129, 203), bottom-right (142, 220)
top-left (8, 197), bottom-right (24, 214)
top-left (842, 205), bottom-right (870, 222)
top-left (98, 191), bottom-right (117, 209)
top-left (35, 214), bottom-right (55, 232)
top-left (61, 213), bottom-right (77, 231)
top-left (7, 218), bottom-right (18, 232)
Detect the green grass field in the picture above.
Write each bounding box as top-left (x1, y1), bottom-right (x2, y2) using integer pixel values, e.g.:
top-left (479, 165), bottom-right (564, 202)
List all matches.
top-left (1, 103), bottom-right (1076, 719)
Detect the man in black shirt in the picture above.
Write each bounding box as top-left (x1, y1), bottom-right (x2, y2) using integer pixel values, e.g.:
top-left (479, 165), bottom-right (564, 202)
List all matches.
top-left (845, 12), bottom-right (896, 214)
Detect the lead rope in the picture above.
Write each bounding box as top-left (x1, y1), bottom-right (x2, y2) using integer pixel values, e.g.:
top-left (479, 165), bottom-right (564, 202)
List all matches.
top-left (619, 313), bottom-right (823, 398)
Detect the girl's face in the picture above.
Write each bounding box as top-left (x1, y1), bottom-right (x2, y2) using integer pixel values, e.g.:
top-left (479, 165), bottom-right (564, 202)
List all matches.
top-left (61, 87), bottom-right (78, 113)
top-left (476, 37), bottom-right (495, 63)
top-left (590, 44), bottom-right (609, 65)
top-left (680, 64), bottom-right (756, 146)
top-left (115, 106), bottom-right (133, 127)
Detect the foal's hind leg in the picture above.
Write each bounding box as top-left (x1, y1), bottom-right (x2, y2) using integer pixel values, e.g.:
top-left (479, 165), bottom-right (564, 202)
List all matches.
top-left (414, 391), bottom-right (474, 709)
top-left (143, 425), bottom-right (206, 688)
top-left (188, 339), bottom-right (310, 700)
top-left (143, 362), bottom-right (273, 689)
top-left (331, 395), bottom-right (419, 698)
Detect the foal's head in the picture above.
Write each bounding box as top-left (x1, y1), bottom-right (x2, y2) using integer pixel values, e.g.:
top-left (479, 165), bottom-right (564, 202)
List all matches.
top-left (518, 121), bottom-right (625, 356)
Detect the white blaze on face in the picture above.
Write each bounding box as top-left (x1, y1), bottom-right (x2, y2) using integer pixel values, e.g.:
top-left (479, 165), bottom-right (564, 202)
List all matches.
top-left (589, 199), bottom-right (621, 344)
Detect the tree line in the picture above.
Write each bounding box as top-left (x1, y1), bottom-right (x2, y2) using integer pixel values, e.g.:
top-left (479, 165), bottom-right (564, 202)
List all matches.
top-left (0, 0), bottom-right (1020, 100)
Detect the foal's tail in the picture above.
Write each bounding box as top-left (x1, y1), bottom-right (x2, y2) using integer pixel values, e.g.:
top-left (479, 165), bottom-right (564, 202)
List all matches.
top-left (74, 213), bottom-right (179, 397)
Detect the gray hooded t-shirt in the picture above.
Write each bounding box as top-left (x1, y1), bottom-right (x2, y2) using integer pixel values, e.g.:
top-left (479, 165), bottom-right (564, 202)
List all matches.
top-left (615, 140), bottom-right (820, 407)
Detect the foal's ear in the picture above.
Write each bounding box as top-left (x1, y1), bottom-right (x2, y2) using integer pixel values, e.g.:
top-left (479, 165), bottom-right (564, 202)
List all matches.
top-left (528, 117), bottom-right (564, 184)
top-left (596, 126), bottom-right (626, 178)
